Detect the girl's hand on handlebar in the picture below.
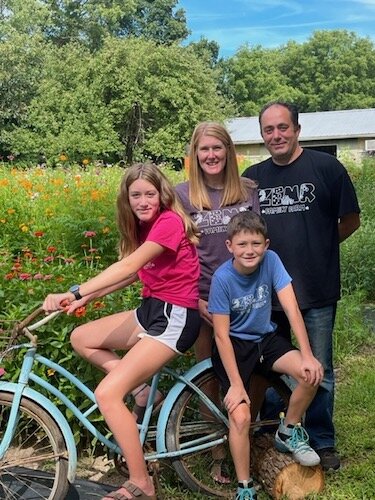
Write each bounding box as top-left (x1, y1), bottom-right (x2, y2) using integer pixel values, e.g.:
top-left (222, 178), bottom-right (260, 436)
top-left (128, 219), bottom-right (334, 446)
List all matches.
top-left (62, 295), bottom-right (91, 315)
top-left (43, 292), bottom-right (73, 312)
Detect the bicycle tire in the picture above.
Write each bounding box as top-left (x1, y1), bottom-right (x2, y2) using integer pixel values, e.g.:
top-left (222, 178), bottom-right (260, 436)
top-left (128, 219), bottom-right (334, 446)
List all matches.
top-left (0, 391), bottom-right (69, 500)
top-left (165, 368), bottom-right (291, 497)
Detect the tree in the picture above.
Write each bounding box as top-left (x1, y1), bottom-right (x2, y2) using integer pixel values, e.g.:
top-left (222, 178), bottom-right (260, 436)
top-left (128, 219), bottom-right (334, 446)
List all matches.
top-left (188, 37), bottom-right (220, 68)
top-left (0, 30), bottom-right (46, 155)
top-left (4, 42), bottom-right (121, 162)
top-left (0, 0), bottom-right (189, 51)
top-left (221, 45), bottom-right (303, 116)
top-left (280, 30), bottom-right (375, 111)
top-left (94, 37), bottom-right (233, 163)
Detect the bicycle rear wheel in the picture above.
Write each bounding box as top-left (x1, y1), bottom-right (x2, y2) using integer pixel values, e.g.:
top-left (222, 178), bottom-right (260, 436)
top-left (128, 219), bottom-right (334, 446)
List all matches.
top-left (0, 391), bottom-right (69, 500)
top-left (166, 368), bottom-right (234, 497)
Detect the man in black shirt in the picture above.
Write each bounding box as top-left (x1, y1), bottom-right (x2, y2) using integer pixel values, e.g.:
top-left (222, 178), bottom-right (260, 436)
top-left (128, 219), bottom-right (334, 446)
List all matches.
top-left (242, 101), bottom-right (360, 471)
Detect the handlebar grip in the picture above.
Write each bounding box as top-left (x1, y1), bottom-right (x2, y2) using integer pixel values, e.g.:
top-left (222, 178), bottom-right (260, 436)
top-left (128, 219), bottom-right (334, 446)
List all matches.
top-left (14, 307), bottom-right (62, 333)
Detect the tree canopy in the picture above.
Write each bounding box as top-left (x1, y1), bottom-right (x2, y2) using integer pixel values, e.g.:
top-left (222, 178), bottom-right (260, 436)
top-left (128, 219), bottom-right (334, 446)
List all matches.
top-left (0, 1), bottom-right (374, 165)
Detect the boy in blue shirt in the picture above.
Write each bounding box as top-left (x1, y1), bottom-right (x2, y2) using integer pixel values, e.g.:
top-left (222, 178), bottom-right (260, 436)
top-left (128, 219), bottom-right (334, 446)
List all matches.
top-left (208, 211), bottom-right (323, 500)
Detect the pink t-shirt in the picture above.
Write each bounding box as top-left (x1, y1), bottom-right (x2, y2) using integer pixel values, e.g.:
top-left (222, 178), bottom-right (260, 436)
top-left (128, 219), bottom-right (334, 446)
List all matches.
top-left (138, 210), bottom-right (200, 309)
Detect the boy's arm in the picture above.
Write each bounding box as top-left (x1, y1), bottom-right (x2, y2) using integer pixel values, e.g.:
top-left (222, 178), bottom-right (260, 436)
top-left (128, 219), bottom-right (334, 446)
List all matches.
top-left (212, 313), bottom-right (250, 413)
top-left (276, 284), bottom-right (324, 386)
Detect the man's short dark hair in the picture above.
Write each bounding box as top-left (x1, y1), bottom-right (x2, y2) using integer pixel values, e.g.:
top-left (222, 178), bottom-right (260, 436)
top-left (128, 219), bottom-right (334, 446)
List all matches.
top-left (227, 211), bottom-right (268, 240)
top-left (259, 101), bottom-right (299, 129)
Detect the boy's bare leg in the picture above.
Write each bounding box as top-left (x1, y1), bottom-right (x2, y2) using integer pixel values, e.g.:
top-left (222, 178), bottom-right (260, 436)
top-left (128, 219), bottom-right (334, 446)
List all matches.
top-left (272, 350), bottom-right (318, 424)
top-left (272, 350), bottom-right (320, 467)
top-left (228, 402), bottom-right (251, 481)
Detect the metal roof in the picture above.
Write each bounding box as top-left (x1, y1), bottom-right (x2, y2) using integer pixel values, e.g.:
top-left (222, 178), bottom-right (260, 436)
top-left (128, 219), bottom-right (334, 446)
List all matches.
top-left (226, 108), bottom-right (375, 144)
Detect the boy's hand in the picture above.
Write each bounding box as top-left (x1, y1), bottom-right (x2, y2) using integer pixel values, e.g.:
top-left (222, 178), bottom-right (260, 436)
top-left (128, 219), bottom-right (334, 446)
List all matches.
top-left (300, 355), bottom-right (324, 386)
top-left (224, 384), bottom-right (250, 414)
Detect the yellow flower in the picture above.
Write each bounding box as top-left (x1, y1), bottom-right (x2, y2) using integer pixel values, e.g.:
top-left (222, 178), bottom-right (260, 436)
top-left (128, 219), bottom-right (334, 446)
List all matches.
top-left (0, 179), bottom-right (10, 186)
top-left (82, 158), bottom-right (90, 165)
top-left (7, 208), bottom-right (16, 214)
top-left (102, 226), bottom-right (110, 234)
top-left (20, 224), bottom-right (29, 232)
top-left (20, 180), bottom-right (33, 191)
top-left (47, 368), bottom-right (56, 377)
top-left (59, 153), bottom-right (68, 162)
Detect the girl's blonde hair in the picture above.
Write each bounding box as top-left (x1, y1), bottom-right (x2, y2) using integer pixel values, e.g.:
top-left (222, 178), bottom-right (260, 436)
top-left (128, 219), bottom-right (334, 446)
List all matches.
top-left (117, 163), bottom-right (200, 257)
top-left (188, 122), bottom-right (256, 210)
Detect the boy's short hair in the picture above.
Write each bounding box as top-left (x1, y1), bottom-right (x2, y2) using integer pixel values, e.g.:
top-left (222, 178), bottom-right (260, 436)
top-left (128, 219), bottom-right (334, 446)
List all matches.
top-left (227, 211), bottom-right (268, 240)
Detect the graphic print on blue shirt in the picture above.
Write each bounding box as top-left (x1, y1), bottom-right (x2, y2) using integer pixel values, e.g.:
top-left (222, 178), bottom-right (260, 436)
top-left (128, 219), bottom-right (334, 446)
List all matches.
top-left (208, 250), bottom-right (291, 341)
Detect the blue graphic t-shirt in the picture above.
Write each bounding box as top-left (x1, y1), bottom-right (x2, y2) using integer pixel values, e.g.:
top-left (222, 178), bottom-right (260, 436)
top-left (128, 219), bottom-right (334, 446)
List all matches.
top-left (208, 250), bottom-right (291, 341)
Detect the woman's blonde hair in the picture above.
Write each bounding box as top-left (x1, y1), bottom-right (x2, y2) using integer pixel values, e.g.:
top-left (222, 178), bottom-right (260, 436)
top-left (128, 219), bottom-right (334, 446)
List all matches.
top-left (117, 163), bottom-right (200, 257)
top-left (188, 122), bottom-right (256, 210)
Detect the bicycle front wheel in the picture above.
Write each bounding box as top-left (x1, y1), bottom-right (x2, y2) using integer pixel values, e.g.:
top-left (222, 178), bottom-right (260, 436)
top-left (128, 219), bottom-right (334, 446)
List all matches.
top-left (0, 391), bottom-right (69, 499)
top-left (165, 368), bottom-right (234, 497)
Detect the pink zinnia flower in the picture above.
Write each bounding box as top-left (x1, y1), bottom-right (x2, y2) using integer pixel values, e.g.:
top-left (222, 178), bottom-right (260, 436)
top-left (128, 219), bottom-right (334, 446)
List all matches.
top-left (19, 273), bottom-right (32, 281)
top-left (84, 231), bottom-right (96, 238)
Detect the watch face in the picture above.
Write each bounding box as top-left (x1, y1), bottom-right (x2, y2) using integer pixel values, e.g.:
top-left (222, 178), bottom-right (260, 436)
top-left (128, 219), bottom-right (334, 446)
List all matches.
top-left (70, 285), bottom-right (79, 292)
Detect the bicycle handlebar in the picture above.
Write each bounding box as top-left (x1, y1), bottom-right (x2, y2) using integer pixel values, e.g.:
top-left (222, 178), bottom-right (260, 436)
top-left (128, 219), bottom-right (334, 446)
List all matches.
top-left (14, 307), bottom-right (62, 334)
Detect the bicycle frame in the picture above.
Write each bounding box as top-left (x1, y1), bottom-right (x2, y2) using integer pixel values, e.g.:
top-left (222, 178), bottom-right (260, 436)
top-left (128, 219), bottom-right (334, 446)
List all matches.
top-left (0, 311), bottom-right (228, 485)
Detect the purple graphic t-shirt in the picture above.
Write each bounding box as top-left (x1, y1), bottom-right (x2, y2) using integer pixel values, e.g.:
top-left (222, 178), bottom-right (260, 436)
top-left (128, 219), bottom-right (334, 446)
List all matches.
top-left (175, 182), bottom-right (259, 299)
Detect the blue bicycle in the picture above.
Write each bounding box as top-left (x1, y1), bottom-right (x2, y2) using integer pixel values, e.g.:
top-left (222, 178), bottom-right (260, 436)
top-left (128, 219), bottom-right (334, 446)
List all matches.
top-left (0, 308), bottom-right (289, 499)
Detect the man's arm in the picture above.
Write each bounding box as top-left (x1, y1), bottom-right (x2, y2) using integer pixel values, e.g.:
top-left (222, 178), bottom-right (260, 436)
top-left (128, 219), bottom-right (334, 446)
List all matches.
top-left (338, 212), bottom-right (360, 242)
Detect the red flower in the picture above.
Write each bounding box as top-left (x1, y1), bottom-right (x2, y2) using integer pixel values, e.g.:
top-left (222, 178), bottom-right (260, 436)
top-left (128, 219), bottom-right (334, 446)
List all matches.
top-left (33, 273), bottom-right (44, 280)
top-left (74, 306), bottom-right (86, 318)
top-left (44, 256), bottom-right (54, 263)
top-left (5, 272), bottom-right (15, 280)
top-left (47, 246), bottom-right (57, 253)
top-left (34, 231), bottom-right (45, 238)
top-left (19, 273), bottom-right (32, 281)
top-left (84, 231), bottom-right (96, 238)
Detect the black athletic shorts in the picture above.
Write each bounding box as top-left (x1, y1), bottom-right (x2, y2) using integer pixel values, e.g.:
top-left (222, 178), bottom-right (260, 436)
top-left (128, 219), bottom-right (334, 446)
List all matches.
top-left (212, 330), bottom-right (296, 395)
top-left (135, 297), bottom-right (201, 354)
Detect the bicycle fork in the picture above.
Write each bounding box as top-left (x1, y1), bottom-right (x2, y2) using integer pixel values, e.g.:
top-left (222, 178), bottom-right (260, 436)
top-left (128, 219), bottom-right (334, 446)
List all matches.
top-left (0, 349), bottom-right (35, 459)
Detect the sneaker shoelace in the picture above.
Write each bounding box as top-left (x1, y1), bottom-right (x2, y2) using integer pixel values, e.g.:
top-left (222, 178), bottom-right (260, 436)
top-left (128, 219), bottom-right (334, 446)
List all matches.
top-left (287, 424), bottom-right (312, 454)
top-left (236, 487), bottom-right (257, 500)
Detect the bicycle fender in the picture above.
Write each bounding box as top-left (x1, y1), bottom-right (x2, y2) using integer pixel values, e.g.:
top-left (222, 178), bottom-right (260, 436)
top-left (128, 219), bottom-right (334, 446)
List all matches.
top-left (0, 381), bottom-right (77, 483)
top-left (156, 358), bottom-right (213, 453)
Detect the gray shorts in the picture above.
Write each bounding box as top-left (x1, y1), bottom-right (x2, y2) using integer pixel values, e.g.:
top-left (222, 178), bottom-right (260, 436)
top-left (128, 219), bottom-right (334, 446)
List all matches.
top-left (135, 297), bottom-right (201, 354)
top-left (212, 330), bottom-right (296, 395)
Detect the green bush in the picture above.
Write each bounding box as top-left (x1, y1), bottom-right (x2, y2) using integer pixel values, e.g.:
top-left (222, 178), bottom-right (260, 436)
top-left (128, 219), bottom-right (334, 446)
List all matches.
top-left (341, 158), bottom-right (375, 301)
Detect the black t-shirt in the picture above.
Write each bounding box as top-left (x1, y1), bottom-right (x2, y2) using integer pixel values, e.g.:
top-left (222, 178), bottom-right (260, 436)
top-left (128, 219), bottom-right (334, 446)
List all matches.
top-left (242, 149), bottom-right (360, 310)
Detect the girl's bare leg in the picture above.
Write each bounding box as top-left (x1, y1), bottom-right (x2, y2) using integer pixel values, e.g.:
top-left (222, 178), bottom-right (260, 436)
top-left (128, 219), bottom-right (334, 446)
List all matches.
top-left (70, 312), bottom-right (176, 498)
top-left (96, 337), bottom-right (176, 498)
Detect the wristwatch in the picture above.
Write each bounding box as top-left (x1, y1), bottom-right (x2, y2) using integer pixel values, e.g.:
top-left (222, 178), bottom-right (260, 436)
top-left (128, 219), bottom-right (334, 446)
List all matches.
top-left (69, 285), bottom-right (82, 301)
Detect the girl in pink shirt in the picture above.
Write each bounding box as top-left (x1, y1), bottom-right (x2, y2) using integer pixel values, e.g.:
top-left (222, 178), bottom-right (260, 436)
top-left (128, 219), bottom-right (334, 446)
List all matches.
top-left (43, 163), bottom-right (201, 500)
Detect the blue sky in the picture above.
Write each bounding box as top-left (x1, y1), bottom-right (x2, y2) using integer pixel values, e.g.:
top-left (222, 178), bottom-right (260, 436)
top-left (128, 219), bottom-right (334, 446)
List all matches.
top-left (178, 0), bottom-right (375, 58)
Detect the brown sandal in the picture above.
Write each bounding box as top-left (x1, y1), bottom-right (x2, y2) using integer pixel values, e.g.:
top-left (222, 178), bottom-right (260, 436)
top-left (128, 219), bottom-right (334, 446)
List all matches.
top-left (103, 480), bottom-right (156, 499)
